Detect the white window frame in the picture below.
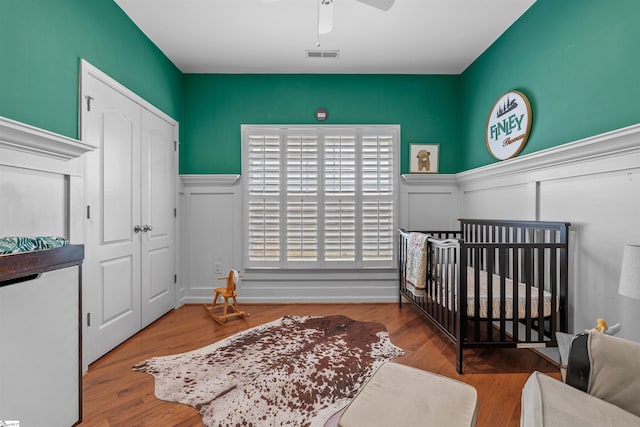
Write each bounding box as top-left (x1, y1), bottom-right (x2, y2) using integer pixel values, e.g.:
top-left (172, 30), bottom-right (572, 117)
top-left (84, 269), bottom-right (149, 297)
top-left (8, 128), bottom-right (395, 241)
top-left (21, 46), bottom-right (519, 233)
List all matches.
top-left (242, 125), bottom-right (399, 270)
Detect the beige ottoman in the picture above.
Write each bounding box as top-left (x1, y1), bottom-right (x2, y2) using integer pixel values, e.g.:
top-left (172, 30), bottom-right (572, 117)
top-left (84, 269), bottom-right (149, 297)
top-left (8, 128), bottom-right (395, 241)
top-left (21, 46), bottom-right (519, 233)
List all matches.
top-left (338, 362), bottom-right (478, 427)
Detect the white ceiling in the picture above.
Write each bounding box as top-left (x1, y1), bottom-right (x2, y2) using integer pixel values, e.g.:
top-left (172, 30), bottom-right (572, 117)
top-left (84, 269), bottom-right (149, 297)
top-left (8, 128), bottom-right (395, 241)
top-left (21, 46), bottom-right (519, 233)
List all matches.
top-left (113, 0), bottom-right (536, 74)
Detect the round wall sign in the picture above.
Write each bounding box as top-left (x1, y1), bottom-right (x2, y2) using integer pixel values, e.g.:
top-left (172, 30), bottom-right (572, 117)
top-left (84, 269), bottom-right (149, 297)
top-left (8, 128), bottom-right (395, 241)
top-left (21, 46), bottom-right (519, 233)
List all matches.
top-left (485, 90), bottom-right (532, 160)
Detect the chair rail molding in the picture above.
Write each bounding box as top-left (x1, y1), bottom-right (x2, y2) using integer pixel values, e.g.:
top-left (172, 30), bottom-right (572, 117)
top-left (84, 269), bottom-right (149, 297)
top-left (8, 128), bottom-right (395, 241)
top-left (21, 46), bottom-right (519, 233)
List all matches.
top-left (0, 115), bottom-right (95, 176)
top-left (0, 116), bottom-right (95, 160)
top-left (457, 123), bottom-right (640, 191)
top-left (180, 174), bottom-right (241, 187)
top-left (401, 173), bottom-right (457, 186)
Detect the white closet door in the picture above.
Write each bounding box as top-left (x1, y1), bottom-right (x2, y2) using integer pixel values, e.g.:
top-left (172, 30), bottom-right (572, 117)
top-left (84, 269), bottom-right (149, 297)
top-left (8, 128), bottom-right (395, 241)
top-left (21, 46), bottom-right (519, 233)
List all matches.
top-left (140, 108), bottom-right (176, 327)
top-left (84, 75), bottom-right (142, 363)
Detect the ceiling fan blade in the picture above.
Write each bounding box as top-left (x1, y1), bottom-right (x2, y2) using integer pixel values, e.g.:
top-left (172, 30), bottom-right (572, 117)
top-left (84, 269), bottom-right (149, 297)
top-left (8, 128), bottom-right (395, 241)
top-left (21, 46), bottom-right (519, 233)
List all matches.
top-left (355, 0), bottom-right (395, 11)
top-left (318, 0), bottom-right (334, 34)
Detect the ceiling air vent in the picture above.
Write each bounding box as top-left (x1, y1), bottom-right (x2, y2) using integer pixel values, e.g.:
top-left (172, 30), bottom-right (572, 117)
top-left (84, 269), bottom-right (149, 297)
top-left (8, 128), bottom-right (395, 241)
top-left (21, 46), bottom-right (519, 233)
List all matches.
top-left (305, 50), bottom-right (340, 59)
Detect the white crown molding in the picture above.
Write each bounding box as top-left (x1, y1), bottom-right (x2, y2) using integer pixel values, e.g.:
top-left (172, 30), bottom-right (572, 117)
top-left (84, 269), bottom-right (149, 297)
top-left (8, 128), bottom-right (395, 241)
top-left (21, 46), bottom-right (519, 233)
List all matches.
top-left (180, 174), bottom-right (241, 187)
top-left (457, 123), bottom-right (640, 188)
top-left (0, 116), bottom-right (95, 160)
top-left (401, 173), bottom-right (457, 186)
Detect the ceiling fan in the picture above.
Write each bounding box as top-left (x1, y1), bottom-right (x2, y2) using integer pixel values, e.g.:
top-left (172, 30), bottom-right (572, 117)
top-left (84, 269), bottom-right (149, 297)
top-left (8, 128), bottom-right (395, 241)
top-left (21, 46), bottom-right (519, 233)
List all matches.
top-left (317, 0), bottom-right (395, 34)
top-left (263, 0), bottom-right (395, 35)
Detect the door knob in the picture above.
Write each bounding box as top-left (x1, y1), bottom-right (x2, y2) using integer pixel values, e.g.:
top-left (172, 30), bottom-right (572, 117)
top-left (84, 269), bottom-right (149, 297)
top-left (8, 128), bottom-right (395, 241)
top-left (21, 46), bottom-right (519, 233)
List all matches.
top-left (134, 225), bottom-right (142, 233)
top-left (143, 225), bottom-right (153, 232)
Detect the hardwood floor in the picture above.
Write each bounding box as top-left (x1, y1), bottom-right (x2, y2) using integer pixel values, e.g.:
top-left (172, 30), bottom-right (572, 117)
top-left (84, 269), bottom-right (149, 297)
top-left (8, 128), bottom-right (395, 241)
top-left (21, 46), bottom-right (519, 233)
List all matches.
top-left (79, 303), bottom-right (560, 427)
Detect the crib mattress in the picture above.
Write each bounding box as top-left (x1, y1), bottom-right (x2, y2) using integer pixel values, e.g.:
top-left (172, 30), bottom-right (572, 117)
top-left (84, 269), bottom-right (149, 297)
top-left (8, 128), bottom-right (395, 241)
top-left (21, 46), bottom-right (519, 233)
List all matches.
top-left (405, 267), bottom-right (556, 319)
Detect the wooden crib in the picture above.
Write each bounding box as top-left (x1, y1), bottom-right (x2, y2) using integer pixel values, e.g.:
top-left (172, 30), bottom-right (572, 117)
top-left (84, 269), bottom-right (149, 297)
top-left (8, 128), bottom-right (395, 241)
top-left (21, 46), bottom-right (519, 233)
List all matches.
top-left (398, 219), bottom-right (570, 374)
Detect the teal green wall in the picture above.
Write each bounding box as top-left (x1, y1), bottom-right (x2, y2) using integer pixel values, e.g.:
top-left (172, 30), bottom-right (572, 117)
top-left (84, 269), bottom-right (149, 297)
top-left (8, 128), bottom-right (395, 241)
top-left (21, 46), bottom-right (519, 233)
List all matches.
top-left (0, 0), bottom-right (182, 139)
top-left (3, 0), bottom-right (637, 175)
top-left (460, 0), bottom-right (640, 170)
top-left (182, 74), bottom-right (460, 174)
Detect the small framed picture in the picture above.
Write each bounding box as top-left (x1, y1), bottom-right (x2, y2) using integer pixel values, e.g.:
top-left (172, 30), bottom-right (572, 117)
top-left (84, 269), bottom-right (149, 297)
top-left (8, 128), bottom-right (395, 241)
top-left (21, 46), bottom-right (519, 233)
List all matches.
top-left (410, 143), bottom-right (439, 174)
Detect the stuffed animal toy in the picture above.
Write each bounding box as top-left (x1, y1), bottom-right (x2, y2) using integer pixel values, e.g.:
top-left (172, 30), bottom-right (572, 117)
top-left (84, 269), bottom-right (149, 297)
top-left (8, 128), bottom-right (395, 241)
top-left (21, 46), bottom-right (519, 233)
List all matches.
top-left (416, 149), bottom-right (431, 172)
top-left (590, 318), bottom-right (621, 335)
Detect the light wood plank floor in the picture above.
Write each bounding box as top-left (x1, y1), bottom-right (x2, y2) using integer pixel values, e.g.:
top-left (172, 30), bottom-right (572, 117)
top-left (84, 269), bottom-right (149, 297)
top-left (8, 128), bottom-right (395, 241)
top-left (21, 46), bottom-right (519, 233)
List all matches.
top-left (79, 303), bottom-right (559, 427)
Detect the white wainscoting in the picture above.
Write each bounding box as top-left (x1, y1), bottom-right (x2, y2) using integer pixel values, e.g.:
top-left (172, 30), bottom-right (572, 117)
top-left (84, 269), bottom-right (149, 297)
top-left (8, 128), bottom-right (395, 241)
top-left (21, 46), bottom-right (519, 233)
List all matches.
top-left (178, 173), bottom-right (447, 303)
top-left (0, 116), bottom-right (94, 242)
top-left (400, 174), bottom-right (460, 231)
top-left (457, 124), bottom-right (640, 342)
top-left (0, 166), bottom-right (68, 237)
top-left (180, 124), bottom-right (640, 342)
top-left (179, 175), bottom-right (243, 303)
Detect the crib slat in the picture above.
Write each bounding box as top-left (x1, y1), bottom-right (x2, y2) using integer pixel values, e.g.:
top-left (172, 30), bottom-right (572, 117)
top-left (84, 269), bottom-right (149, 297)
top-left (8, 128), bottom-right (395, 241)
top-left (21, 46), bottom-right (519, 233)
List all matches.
top-left (550, 247), bottom-right (557, 338)
top-left (473, 246), bottom-right (481, 343)
top-left (445, 245), bottom-right (452, 333)
top-left (538, 247), bottom-right (545, 339)
top-left (499, 246), bottom-right (507, 341)
top-left (559, 226), bottom-right (569, 333)
top-left (434, 245), bottom-right (441, 325)
top-left (439, 245), bottom-right (445, 330)
top-left (398, 230), bottom-right (404, 308)
top-left (457, 241), bottom-right (466, 374)
top-left (512, 248), bottom-right (519, 343)
top-left (486, 245), bottom-right (494, 342)
top-left (522, 244), bottom-right (529, 341)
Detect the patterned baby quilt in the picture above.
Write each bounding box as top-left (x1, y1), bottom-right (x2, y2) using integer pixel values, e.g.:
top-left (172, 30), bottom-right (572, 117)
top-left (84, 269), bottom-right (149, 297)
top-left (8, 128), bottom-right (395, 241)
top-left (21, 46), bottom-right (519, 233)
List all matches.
top-left (406, 232), bottom-right (429, 288)
top-left (0, 236), bottom-right (69, 255)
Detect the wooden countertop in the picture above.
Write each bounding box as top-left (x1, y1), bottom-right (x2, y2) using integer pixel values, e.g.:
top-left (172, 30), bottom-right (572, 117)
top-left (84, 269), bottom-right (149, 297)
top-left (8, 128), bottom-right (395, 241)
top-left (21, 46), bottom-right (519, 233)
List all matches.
top-left (0, 244), bottom-right (84, 284)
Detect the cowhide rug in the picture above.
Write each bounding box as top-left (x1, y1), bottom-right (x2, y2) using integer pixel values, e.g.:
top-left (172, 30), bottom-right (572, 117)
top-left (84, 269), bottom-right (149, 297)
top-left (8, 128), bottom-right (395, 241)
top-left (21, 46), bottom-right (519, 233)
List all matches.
top-left (133, 315), bottom-right (404, 427)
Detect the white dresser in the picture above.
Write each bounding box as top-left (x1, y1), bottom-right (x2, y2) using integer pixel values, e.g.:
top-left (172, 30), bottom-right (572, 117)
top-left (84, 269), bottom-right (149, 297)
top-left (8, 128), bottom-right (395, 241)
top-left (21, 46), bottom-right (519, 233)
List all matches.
top-left (0, 245), bottom-right (84, 427)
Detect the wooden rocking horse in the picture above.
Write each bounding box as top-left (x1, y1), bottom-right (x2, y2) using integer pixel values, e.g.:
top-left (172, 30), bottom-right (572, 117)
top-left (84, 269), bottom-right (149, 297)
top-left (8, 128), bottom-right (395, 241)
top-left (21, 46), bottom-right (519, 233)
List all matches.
top-left (204, 269), bottom-right (249, 324)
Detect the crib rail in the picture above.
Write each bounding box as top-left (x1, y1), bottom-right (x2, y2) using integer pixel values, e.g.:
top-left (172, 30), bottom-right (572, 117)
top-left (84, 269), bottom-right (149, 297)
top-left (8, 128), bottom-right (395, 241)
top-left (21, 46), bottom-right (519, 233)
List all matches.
top-left (398, 229), bottom-right (461, 344)
top-left (461, 242), bottom-right (567, 342)
top-left (398, 219), bottom-right (570, 374)
top-left (459, 218), bottom-right (570, 335)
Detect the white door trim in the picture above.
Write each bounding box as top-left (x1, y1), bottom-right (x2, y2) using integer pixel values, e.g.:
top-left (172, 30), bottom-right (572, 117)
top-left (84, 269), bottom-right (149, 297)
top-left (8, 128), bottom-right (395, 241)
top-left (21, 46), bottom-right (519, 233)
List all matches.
top-left (79, 60), bottom-right (178, 130)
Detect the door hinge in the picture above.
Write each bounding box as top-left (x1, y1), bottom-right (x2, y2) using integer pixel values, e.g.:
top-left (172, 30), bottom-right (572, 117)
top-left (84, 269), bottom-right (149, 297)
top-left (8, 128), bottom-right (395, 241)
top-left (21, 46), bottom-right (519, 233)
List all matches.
top-left (174, 141), bottom-right (178, 151)
top-left (86, 205), bottom-right (91, 219)
top-left (174, 274), bottom-right (177, 284)
top-left (85, 95), bottom-right (94, 112)
top-left (174, 207), bottom-right (177, 218)
top-left (87, 312), bottom-right (91, 327)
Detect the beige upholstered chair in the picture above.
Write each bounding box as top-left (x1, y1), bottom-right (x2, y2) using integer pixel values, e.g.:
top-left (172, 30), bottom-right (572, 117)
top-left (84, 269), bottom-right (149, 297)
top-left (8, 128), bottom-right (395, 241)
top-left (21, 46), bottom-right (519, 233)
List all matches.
top-left (521, 331), bottom-right (640, 426)
top-left (329, 362), bottom-right (477, 427)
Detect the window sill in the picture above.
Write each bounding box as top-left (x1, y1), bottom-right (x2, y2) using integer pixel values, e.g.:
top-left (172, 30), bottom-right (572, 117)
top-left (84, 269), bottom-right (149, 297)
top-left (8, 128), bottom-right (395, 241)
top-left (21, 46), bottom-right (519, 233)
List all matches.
top-left (241, 268), bottom-right (398, 282)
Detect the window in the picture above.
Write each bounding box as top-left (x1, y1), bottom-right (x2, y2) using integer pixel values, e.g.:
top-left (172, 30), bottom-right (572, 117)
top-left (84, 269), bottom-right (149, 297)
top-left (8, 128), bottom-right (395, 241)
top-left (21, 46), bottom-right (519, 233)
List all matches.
top-left (243, 125), bottom-right (398, 269)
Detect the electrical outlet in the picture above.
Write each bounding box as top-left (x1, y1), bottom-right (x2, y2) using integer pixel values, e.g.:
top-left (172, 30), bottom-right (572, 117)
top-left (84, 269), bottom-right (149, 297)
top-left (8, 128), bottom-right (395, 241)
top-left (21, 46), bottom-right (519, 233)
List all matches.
top-left (214, 262), bottom-right (221, 274)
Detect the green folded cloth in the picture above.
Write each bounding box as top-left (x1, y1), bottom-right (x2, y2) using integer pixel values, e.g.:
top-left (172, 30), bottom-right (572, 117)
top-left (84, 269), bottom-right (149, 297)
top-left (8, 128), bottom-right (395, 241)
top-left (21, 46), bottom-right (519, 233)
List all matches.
top-left (0, 236), bottom-right (69, 255)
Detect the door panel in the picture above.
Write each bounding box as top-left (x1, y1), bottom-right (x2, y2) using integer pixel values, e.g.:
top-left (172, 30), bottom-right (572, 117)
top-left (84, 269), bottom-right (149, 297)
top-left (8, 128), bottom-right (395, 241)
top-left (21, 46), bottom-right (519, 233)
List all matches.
top-left (84, 75), bottom-right (142, 363)
top-left (101, 255), bottom-right (134, 325)
top-left (102, 111), bottom-right (135, 244)
top-left (149, 247), bottom-right (171, 300)
top-left (140, 108), bottom-right (176, 328)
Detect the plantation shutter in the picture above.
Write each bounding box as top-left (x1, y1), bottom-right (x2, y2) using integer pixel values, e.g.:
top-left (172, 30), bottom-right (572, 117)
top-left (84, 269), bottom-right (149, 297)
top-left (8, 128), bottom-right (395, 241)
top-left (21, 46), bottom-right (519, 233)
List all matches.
top-left (247, 129), bottom-right (281, 266)
top-left (361, 129), bottom-right (395, 266)
top-left (286, 129), bottom-right (318, 265)
top-left (244, 125), bottom-right (397, 269)
top-left (324, 129), bottom-right (357, 266)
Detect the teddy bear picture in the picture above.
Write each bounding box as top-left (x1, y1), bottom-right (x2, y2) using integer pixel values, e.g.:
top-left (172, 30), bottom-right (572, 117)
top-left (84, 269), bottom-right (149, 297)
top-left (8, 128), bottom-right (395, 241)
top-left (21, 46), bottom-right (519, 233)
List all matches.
top-left (410, 144), bottom-right (439, 174)
top-left (416, 149), bottom-right (431, 171)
